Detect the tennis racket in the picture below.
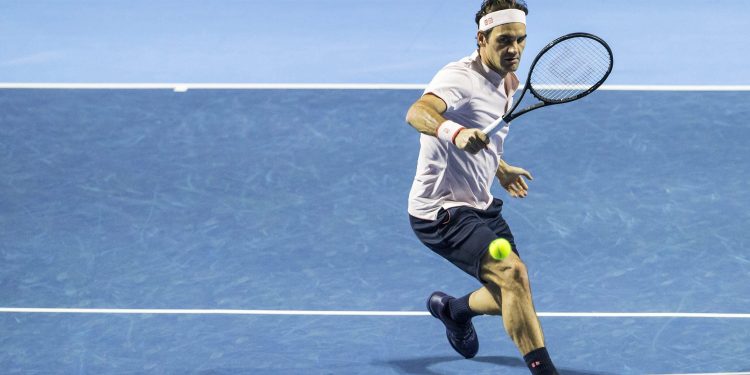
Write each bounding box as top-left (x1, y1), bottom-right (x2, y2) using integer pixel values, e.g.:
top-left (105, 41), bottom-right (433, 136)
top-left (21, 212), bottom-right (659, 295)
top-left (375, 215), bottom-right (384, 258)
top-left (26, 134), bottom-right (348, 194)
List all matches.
top-left (482, 32), bottom-right (614, 136)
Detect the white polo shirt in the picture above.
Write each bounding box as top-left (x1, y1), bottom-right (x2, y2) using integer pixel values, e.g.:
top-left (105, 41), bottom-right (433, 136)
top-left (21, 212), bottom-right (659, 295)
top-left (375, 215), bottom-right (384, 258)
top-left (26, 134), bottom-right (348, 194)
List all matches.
top-left (408, 50), bottom-right (520, 220)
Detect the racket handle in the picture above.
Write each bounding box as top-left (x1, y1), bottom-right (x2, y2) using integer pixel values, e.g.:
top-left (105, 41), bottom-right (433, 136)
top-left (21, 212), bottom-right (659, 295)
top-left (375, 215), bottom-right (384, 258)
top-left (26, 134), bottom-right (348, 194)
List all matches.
top-left (481, 117), bottom-right (508, 136)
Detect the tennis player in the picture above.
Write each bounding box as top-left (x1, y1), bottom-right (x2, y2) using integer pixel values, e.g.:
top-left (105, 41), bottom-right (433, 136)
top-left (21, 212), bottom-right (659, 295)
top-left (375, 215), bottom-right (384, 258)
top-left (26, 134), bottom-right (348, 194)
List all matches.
top-left (406, 1), bottom-right (558, 374)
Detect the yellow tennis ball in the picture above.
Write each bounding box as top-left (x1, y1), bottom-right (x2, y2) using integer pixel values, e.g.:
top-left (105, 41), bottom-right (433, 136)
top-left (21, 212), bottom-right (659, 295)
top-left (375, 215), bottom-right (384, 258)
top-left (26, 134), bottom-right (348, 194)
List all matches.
top-left (488, 238), bottom-right (512, 260)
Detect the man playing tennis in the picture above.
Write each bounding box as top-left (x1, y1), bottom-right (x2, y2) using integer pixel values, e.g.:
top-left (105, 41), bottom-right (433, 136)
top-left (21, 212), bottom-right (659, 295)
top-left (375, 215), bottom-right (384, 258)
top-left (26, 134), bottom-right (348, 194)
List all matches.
top-left (406, 1), bottom-right (558, 374)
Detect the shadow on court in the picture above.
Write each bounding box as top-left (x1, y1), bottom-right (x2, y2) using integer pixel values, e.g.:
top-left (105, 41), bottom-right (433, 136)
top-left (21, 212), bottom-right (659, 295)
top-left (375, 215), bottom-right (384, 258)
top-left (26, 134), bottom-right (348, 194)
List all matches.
top-left (378, 355), bottom-right (612, 375)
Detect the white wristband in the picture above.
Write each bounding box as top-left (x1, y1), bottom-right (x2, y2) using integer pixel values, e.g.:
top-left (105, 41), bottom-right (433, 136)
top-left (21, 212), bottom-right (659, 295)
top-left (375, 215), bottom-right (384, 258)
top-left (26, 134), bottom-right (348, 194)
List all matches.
top-left (436, 120), bottom-right (465, 144)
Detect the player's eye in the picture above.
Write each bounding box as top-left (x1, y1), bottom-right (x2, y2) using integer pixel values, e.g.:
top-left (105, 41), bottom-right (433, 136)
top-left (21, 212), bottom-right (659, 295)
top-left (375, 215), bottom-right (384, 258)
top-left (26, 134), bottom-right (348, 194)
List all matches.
top-left (498, 36), bottom-right (525, 45)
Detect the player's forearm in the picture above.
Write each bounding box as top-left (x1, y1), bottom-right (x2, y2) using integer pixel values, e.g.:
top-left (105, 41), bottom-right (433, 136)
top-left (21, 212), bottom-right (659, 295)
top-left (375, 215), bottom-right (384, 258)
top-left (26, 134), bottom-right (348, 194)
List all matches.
top-left (405, 102), bottom-right (446, 136)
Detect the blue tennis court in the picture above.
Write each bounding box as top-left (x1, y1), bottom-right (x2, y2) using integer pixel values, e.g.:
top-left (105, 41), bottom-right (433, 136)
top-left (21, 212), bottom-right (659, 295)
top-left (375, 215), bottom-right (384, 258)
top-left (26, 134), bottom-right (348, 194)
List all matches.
top-left (1, 88), bottom-right (749, 374)
top-left (3, 0), bottom-right (750, 374)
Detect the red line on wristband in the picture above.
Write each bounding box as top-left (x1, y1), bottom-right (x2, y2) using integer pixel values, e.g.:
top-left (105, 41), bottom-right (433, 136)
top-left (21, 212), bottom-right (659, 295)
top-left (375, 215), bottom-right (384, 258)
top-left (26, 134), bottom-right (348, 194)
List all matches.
top-left (451, 127), bottom-right (463, 144)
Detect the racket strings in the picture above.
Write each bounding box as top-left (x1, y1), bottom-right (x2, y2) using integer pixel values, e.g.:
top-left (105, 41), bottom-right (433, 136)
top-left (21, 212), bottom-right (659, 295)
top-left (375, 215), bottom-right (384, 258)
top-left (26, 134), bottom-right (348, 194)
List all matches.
top-left (529, 37), bottom-right (611, 102)
top-left (534, 43), bottom-right (608, 87)
top-left (533, 47), bottom-right (607, 97)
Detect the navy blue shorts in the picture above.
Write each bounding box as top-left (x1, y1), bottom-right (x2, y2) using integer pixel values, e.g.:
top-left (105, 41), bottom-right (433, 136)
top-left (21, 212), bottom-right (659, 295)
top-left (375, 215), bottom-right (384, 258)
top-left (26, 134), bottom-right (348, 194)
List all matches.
top-left (409, 198), bottom-right (519, 282)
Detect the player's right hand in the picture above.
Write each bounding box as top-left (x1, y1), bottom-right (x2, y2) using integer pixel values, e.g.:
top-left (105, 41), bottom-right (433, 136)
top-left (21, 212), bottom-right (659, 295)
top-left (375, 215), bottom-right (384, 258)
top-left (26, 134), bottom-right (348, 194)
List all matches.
top-left (454, 128), bottom-right (489, 154)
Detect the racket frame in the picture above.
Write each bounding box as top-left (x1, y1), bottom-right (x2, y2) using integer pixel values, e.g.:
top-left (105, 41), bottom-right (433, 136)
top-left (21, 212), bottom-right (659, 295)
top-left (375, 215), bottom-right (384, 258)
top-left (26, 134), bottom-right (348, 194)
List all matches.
top-left (482, 32), bottom-right (613, 135)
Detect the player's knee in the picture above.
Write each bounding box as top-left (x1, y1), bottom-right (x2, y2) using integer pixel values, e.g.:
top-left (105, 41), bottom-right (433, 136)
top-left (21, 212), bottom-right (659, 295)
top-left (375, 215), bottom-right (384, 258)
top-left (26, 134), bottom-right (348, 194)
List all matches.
top-left (508, 261), bottom-right (530, 293)
top-left (482, 257), bottom-right (529, 295)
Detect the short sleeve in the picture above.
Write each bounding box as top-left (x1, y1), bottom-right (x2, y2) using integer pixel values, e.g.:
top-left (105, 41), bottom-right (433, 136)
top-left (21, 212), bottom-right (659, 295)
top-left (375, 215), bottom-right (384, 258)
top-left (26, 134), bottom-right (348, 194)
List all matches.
top-left (424, 67), bottom-right (473, 112)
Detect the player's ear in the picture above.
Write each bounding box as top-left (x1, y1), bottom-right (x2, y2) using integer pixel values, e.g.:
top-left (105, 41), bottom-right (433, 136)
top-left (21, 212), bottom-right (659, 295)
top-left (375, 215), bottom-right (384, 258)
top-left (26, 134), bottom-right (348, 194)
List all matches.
top-left (477, 31), bottom-right (486, 47)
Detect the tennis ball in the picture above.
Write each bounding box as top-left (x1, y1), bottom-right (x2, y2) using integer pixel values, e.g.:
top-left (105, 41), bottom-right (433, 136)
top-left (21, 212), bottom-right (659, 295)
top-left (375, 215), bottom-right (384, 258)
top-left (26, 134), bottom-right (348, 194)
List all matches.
top-left (488, 238), bottom-right (512, 260)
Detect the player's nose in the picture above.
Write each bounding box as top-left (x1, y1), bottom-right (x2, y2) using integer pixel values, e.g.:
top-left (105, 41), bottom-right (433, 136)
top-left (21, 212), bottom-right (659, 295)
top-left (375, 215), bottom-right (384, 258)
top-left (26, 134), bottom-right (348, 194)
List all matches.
top-left (507, 41), bottom-right (520, 54)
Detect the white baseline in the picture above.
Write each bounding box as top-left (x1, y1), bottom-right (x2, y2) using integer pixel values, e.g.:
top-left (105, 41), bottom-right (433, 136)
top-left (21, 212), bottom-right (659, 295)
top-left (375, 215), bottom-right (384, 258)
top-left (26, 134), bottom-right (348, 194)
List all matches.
top-left (1, 308), bottom-right (750, 318)
top-left (1, 83), bottom-right (750, 91)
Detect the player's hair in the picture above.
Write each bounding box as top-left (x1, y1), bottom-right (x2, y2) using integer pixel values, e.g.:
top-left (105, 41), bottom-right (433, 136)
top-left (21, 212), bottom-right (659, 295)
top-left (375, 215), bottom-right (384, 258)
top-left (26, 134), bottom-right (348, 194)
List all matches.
top-left (475, 0), bottom-right (529, 47)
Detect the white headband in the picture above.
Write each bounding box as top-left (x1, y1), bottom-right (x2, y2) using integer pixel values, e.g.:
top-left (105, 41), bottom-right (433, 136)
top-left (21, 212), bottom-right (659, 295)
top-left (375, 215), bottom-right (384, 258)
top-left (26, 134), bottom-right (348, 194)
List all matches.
top-left (478, 9), bottom-right (526, 32)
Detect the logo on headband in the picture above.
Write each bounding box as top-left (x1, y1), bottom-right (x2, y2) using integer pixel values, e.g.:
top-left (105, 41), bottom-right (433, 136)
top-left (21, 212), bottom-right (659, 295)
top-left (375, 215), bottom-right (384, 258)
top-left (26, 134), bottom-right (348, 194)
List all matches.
top-left (478, 9), bottom-right (526, 31)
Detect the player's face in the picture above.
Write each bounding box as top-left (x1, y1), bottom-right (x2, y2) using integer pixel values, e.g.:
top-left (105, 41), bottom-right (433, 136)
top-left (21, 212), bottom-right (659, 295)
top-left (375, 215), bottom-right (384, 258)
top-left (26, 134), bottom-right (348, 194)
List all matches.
top-left (478, 23), bottom-right (527, 75)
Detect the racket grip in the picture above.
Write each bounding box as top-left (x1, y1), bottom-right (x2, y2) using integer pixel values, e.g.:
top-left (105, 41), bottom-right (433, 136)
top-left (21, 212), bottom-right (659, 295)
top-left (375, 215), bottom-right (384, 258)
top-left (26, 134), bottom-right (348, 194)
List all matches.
top-left (481, 117), bottom-right (508, 136)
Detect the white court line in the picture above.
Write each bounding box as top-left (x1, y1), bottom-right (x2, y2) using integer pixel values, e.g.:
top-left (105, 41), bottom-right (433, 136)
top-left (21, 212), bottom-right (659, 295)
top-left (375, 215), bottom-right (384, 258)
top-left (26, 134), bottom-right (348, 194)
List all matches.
top-left (650, 372), bottom-right (750, 375)
top-left (0, 308), bottom-right (426, 316)
top-left (1, 308), bottom-right (750, 318)
top-left (1, 83), bottom-right (750, 91)
top-left (0, 83), bottom-right (424, 90)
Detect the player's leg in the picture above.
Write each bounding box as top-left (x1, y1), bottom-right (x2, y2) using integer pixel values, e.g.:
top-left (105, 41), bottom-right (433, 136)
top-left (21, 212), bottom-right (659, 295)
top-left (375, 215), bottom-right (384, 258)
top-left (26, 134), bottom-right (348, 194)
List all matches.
top-left (468, 285), bottom-right (502, 315)
top-left (479, 251), bottom-right (556, 374)
top-left (468, 284), bottom-right (545, 341)
top-left (483, 199), bottom-right (546, 342)
top-left (465, 267), bottom-right (545, 341)
top-left (411, 201), bottom-right (552, 367)
top-left (435, 285), bottom-right (500, 336)
top-left (411, 206), bottom-right (490, 359)
top-left (479, 251), bottom-right (543, 352)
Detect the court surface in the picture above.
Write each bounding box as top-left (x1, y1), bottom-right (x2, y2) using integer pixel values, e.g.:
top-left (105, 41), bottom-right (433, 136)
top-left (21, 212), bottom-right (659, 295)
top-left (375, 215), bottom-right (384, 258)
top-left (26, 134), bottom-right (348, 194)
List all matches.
top-left (1, 88), bottom-right (749, 374)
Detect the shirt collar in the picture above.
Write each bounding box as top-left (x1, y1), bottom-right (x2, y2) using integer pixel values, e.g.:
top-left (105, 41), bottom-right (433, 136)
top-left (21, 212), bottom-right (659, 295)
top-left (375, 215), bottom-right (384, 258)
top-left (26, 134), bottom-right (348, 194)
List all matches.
top-left (472, 50), bottom-right (520, 95)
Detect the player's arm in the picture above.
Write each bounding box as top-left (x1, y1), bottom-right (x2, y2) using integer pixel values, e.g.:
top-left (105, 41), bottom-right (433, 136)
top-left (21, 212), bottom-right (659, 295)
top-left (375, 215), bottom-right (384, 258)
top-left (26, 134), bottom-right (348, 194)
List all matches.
top-left (496, 159), bottom-right (533, 198)
top-left (405, 94), bottom-right (488, 154)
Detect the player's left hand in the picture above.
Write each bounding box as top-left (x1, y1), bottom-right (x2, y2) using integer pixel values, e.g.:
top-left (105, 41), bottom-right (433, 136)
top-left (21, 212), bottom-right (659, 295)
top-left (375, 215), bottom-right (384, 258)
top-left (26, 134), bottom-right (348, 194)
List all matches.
top-left (497, 165), bottom-right (533, 198)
